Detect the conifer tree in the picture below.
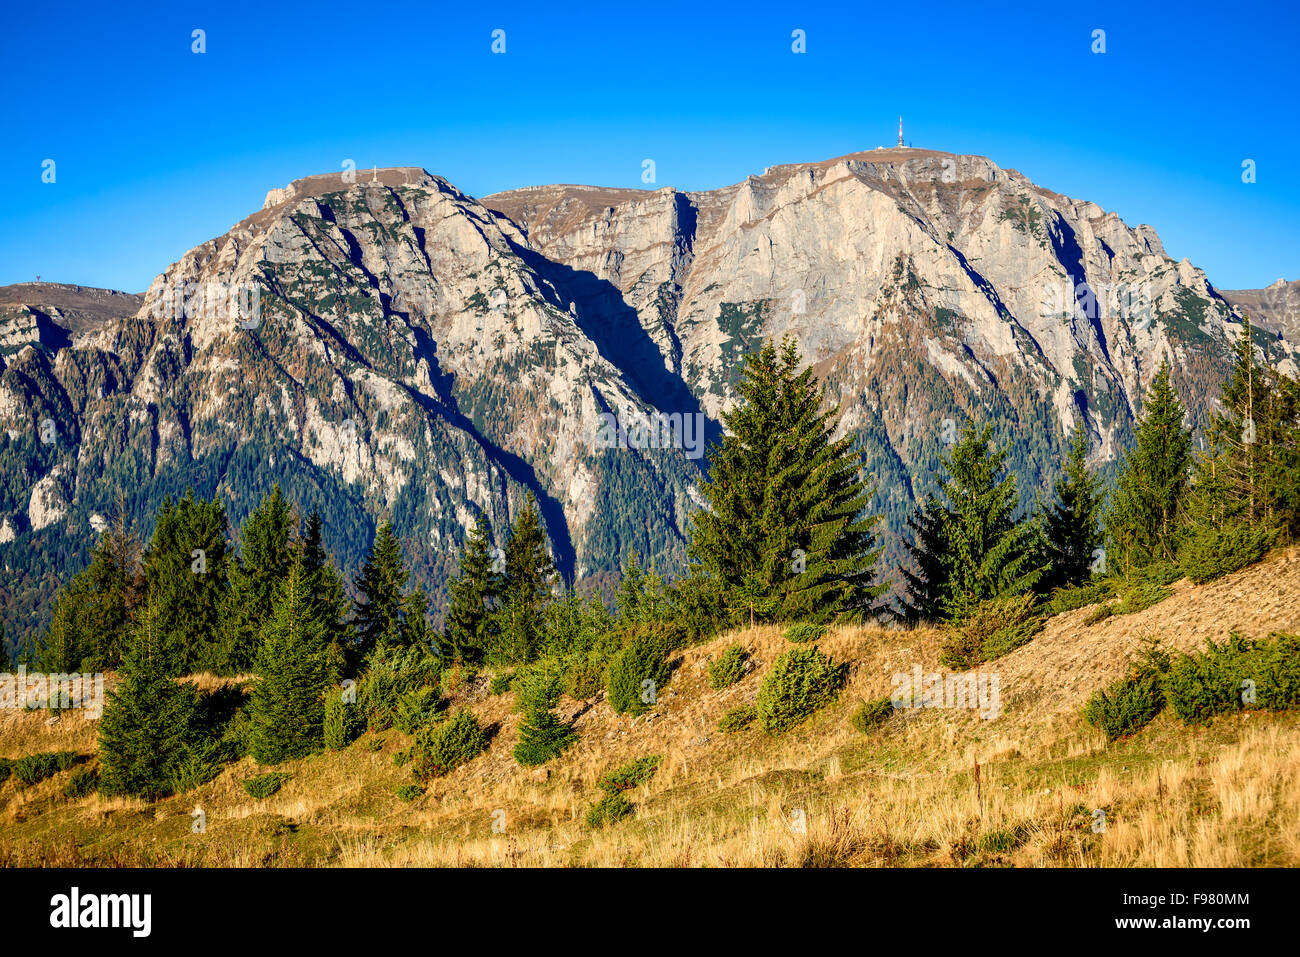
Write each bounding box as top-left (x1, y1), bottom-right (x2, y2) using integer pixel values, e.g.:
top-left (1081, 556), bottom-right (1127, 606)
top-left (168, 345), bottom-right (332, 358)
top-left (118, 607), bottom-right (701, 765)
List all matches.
top-left (142, 490), bottom-right (231, 675)
top-left (615, 549), bottom-right (666, 624)
top-left (688, 338), bottom-right (886, 624)
top-left (301, 512), bottom-right (352, 681)
top-left (1105, 362), bottom-right (1192, 574)
top-left (352, 520), bottom-right (408, 665)
top-left (217, 485), bottom-right (295, 673)
top-left (442, 514), bottom-right (500, 664)
top-left (900, 423), bottom-right (1045, 622)
top-left (248, 554), bottom-right (332, 764)
top-left (512, 666), bottom-right (576, 766)
top-left (98, 599), bottom-right (200, 798)
top-left (497, 494), bottom-right (556, 663)
top-left (37, 512), bottom-right (143, 672)
top-left (1044, 423), bottom-right (1105, 589)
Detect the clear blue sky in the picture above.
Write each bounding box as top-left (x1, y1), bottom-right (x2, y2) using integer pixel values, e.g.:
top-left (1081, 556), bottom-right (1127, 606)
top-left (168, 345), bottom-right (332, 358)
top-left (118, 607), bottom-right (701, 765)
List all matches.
top-left (1, 0), bottom-right (1296, 293)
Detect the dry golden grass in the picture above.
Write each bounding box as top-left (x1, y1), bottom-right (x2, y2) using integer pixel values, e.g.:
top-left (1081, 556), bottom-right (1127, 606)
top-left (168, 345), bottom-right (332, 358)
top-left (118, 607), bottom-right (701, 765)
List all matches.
top-left (2, 548), bottom-right (1298, 867)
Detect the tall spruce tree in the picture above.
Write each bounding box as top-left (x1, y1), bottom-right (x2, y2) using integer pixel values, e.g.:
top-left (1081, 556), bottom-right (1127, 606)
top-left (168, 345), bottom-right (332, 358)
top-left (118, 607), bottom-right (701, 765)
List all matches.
top-left (1044, 423), bottom-right (1105, 589)
top-left (142, 490), bottom-right (232, 675)
top-left (216, 485), bottom-right (295, 674)
top-left (688, 338), bottom-right (886, 624)
top-left (352, 520), bottom-right (408, 665)
top-left (248, 553), bottom-right (332, 764)
top-left (442, 514), bottom-right (500, 664)
top-left (301, 511), bottom-right (352, 681)
top-left (1105, 362), bottom-right (1192, 574)
top-left (98, 598), bottom-right (200, 798)
top-left (901, 422), bottom-right (1046, 622)
top-left (498, 494), bottom-right (556, 663)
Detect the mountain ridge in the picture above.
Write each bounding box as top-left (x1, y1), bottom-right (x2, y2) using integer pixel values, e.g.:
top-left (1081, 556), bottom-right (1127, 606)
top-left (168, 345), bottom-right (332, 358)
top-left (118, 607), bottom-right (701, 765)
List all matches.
top-left (1, 146), bottom-right (1294, 654)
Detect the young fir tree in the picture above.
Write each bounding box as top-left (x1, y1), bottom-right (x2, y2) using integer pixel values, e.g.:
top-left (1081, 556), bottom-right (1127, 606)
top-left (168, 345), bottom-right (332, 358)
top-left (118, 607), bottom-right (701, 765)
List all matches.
top-left (441, 514), bottom-right (500, 664)
top-left (299, 512), bottom-right (352, 682)
top-left (1104, 362), bottom-right (1193, 575)
top-left (497, 494), bottom-right (556, 663)
top-left (98, 598), bottom-right (200, 799)
top-left (688, 338), bottom-right (886, 625)
top-left (141, 490), bottom-right (232, 675)
top-left (512, 666), bottom-right (577, 766)
top-left (614, 549), bottom-right (666, 624)
top-left (216, 485), bottom-right (295, 674)
top-left (1044, 423), bottom-right (1105, 590)
top-left (352, 520), bottom-right (408, 665)
top-left (901, 422), bottom-right (1046, 622)
top-left (35, 507), bottom-right (142, 672)
top-left (248, 553), bottom-right (333, 764)
top-left (1192, 316), bottom-right (1300, 535)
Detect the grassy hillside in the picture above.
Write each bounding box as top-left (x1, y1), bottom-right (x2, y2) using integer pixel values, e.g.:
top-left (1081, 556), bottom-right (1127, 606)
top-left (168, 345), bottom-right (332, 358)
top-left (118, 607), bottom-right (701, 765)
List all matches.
top-left (3, 548), bottom-right (1299, 867)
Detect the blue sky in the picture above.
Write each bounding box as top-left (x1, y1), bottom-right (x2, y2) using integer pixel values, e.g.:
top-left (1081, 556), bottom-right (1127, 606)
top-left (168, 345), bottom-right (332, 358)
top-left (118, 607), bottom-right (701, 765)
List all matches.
top-left (1, 0), bottom-right (1296, 293)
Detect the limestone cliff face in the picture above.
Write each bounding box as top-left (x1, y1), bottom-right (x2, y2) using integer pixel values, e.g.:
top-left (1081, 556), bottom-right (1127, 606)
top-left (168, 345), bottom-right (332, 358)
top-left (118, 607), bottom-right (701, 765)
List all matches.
top-left (0, 149), bottom-right (1294, 646)
top-left (485, 148), bottom-right (1296, 550)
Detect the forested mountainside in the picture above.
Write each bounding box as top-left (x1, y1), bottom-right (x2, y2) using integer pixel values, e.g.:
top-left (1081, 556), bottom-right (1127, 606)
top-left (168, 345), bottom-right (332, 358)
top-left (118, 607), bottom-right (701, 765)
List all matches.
top-left (2, 149), bottom-right (1294, 653)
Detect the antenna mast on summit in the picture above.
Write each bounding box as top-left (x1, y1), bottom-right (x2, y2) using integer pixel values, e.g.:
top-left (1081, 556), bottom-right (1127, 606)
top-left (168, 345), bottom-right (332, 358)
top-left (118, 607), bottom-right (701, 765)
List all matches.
top-left (898, 117), bottom-right (904, 148)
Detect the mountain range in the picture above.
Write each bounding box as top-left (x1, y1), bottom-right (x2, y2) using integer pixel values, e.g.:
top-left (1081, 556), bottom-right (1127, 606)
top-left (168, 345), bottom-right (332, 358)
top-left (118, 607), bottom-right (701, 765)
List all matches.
top-left (2, 146), bottom-right (1295, 654)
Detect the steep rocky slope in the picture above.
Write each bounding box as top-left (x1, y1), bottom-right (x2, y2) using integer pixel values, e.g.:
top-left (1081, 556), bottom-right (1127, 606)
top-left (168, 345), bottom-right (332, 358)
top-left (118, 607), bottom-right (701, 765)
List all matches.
top-left (1, 148), bottom-right (1294, 651)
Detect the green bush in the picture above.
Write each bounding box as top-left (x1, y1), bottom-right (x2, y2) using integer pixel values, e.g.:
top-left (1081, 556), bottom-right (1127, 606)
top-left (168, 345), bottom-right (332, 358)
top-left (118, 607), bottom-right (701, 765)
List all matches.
top-left (606, 624), bottom-right (682, 716)
top-left (12, 751), bottom-right (78, 785)
top-left (1165, 632), bottom-right (1300, 725)
top-left (394, 686), bottom-right (445, 735)
top-left (170, 751), bottom-right (223, 793)
top-left (597, 756), bottom-right (661, 794)
top-left (513, 667), bottom-right (577, 767)
top-left (718, 704), bottom-right (757, 733)
top-left (1179, 523), bottom-right (1278, 585)
top-left (489, 672), bottom-right (515, 695)
top-left (562, 650), bottom-right (611, 700)
top-left (1084, 674), bottom-right (1165, 741)
top-left (708, 644), bottom-right (749, 689)
top-left (940, 593), bottom-right (1043, 669)
top-left (323, 688), bottom-right (365, 751)
top-left (0, 758), bottom-right (11, 786)
top-left (1117, 581), bottom-right (1173, 615)
top-left (214, 707), bottom-right (252, 762)
top-left (1084, 602), bottom-right (1115, 626)
top-left (585, 791), bottom-right (635, 827)
top-left (358, 646), bottom-right (443, 732)
top-left (784, 623), bottom-right (825, 644)
top-left (756, 647), bottom-right (847, 734)
top-left (410, 709), bottom-right (488, 780)
top-left (394, 784), bottom-right (423, 802)
top-left (851, 697), bottom-right (896, 733)
top-left (1083, 644), bottom-right (1170, 741)
top-left (1046, 580), bottom-right (1116, 615)
top-left (243, 771), bottom-right (290, 799)
top-left (63, 766), bottom-right (99, 799)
